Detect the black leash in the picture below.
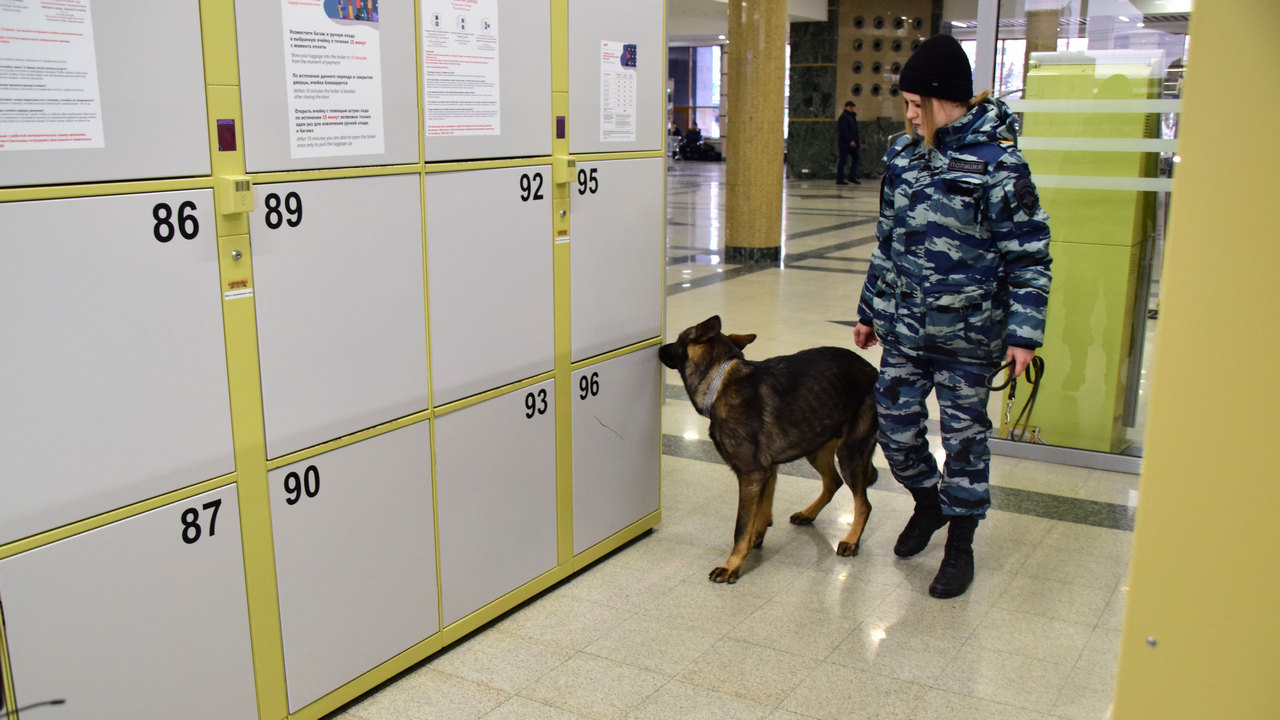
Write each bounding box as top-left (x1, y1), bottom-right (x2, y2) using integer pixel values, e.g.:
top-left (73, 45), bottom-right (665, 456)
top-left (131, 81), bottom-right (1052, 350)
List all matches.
top-left (986, 355), bottom-right (1045, 442)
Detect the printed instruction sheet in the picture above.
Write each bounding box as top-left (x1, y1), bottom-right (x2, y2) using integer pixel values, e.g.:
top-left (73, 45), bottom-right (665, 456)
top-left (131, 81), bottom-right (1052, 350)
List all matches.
top-left (0, 0), bottom-right (105, 151)
top-left (600, 40), bottom-right (637, 142)
top-left (421, 0), bottom-right (500, 136)
top-left (281, 0), bottom-right (385, 158)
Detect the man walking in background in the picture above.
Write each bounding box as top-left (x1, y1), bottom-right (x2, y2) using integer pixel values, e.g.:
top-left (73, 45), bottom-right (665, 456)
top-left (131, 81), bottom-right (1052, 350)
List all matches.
top-left (837, 101), bottom-right (861, 185)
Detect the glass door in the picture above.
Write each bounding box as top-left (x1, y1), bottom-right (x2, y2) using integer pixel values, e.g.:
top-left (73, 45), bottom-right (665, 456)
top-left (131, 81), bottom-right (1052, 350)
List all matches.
top-left (949, 1), bottom-right (1191, 465)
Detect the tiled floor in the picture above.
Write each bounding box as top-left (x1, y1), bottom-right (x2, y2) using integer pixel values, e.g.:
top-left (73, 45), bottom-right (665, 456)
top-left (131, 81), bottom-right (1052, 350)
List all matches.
top-left (331, 160), bottom-right (1138, 719)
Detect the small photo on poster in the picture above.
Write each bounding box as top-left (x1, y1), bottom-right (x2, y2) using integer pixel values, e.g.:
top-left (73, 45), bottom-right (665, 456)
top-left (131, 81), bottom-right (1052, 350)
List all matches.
top-left (324, 0), bottom-right (379, 22)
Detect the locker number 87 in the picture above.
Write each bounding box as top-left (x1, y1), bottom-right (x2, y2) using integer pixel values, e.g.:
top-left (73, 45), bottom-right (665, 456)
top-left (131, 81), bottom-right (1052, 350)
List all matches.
top-left (180, 498), bottom-right (222, 545)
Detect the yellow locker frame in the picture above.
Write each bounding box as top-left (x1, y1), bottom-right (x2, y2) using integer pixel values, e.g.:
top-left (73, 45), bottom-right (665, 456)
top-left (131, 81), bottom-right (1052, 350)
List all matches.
top-left (0, 1), bottom-right (667, 718)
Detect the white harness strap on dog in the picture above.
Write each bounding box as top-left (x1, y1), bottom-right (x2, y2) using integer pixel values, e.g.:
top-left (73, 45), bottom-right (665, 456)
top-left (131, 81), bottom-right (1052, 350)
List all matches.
top-left (700, 359), bottom-right (736, 417)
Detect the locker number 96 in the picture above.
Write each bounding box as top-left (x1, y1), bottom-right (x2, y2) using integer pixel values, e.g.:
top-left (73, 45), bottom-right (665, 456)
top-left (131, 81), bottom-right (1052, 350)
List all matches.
top-left (579, 372), bottom-right (600, 399)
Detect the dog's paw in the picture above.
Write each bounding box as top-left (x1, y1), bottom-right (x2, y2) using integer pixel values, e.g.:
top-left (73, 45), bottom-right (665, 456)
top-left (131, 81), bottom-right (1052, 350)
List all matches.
top-left (708, 566), bottom-right (739, 584)
top-left (836, 541), bottom-right (860, 557)
top-left (789, 512), bottom-right (815, 525)
top-left (752, 532), bottom-right (766, 549)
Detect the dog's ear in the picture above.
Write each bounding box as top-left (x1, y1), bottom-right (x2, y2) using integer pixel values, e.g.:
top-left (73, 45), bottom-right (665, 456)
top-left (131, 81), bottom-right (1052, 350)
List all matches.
top-left (692, 315), bottom-right (722, 342)
top-left (726, 333), bottom-right (756, 350)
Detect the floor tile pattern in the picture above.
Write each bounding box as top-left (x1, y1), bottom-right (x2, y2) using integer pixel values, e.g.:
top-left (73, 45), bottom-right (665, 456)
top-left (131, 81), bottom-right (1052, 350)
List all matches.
top-left (328, 161), bottom-right (1133, 720)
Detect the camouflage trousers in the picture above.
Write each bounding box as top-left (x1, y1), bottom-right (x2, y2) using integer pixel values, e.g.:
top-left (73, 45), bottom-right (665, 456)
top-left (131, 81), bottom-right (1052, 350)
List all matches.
top-left (874, 346), bottom-right (997, 518)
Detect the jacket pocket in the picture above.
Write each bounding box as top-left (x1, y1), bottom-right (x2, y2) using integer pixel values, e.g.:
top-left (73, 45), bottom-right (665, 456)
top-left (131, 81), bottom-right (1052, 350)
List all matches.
top-left (931, 175), bottom-right (984, 231)
top-left (923, 286), bottom-right (1000, 361)
top-left (870, 271), bottom-right (900, 342)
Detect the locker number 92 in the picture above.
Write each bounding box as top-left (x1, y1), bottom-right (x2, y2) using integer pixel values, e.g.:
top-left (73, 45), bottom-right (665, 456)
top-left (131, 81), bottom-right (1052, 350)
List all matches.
top-left (519, 172), bottom-right (545, 202)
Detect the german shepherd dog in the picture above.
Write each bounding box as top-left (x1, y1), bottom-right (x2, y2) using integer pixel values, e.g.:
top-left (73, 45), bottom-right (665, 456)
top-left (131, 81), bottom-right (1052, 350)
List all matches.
top-left (659, 316), bottom-right (879, 583)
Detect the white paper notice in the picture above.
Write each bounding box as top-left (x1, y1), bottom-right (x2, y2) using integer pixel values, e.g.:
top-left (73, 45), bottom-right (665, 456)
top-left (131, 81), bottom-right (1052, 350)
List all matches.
top-left (281, 0), bottom-right (384, 158)
top-left (0, 0), bottom-right (104, 151)
top-left (422, 0), bottom-right (499, 137)
top-left (600, 40), bottom-right (636, 143)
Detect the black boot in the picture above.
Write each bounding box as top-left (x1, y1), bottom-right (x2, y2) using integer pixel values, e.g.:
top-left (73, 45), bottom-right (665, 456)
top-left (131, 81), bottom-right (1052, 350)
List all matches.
top-left (894, 486), bottom-right (947, 558)
top-left (929, 515), bottom-right (978, 598)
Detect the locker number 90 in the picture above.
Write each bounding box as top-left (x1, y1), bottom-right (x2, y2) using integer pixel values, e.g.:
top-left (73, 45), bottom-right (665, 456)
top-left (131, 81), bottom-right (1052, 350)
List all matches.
top-left (283, 465), bottom-right (321, 506)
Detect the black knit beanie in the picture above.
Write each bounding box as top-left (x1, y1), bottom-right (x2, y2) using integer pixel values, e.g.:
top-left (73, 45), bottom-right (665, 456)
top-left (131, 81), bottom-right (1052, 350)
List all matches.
top-left (899, 34), bottom-right (973, 103)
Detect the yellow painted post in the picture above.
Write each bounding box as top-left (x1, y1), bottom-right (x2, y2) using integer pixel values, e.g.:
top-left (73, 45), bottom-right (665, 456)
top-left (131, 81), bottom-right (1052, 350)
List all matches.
top-left (1112, 2), bottom-right (1280, 716)
top-left (551, 0), bottom-right (575, 566)
top-left (199, 2), bottom-right (288, 718)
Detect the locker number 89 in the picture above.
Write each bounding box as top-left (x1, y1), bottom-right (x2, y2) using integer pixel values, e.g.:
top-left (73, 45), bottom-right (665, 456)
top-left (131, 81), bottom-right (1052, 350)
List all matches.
top-left (264, 191), bottom-right (303, 229)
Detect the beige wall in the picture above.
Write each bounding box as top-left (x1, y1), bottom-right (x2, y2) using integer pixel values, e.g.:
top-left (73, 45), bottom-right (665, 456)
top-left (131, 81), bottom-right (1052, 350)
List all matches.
top-left (835, 0), bottom-right (933, 120)
top-left (1112, 1), bottom-right (1280, 716)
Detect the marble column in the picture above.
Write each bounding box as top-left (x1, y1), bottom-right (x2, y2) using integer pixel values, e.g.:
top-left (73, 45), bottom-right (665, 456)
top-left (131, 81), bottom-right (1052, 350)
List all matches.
top-left (724, 0), bottom-right (787, 264)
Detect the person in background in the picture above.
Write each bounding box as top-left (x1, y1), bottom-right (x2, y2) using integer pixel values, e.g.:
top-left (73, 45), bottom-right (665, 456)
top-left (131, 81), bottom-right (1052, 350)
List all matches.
top-left (853, 34), bottom-right (1052, 599)
top-left (837, 101), bottom-right (861, 185)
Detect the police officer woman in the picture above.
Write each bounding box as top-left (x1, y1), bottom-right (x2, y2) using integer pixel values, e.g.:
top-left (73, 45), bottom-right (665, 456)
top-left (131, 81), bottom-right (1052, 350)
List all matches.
top-left (853, 34), bottom-right (1051, 599)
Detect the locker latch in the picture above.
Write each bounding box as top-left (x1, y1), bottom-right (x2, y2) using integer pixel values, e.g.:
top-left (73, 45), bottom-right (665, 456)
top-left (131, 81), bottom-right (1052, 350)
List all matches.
top-left (216, 175), bottom-right (255, 215)
top-left (552, 156), bottom-right (577, 186)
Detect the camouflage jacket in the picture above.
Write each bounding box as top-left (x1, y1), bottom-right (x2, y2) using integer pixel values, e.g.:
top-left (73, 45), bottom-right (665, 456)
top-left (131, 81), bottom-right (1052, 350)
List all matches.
top-left (857, 97), bottom-right (1052, 365)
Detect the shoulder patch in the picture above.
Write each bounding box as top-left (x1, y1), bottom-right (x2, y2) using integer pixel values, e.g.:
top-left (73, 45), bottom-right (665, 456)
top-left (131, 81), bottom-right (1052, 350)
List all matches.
top-left (1013, 177), bottom-right (1039, 214)
top-left (947, 158), bottom-right (988, 174)
top-left (883, 134), bottom-right (914, 164)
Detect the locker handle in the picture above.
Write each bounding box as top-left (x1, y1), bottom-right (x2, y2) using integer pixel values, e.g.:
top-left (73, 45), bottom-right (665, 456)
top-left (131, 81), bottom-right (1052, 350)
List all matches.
top-left (552, 156), bottom-right (577, 186)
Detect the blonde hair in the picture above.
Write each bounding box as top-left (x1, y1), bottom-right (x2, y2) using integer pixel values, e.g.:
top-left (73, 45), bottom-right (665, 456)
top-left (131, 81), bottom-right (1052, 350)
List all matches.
top-left (906, 89), bottom-right (992, 147)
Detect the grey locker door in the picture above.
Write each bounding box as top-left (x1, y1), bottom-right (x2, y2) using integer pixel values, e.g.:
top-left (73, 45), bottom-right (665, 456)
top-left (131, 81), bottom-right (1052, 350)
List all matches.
top-left (0, 190), bottom-right (234, 547)
top-left (250, 174), bottom-right (430, 459)
top-left (0, 487), bottom-right (257, 720)
top-left (567, 0), bottom-right (665, 154)
top-left (0, 2), bottom-right (210, 186)
top-left (269, 421), bottom-right (438, 713)
top-left (234, 0), bottom-right (419, 172)
top-left (572, 349), bottom-right (661, 554)
top-left (425, 166), bottom-right (554, 405)
top-left (434, 381), bottom-right (557, 626)
top-left (422, 0), bottom-right (553, 161)
top-left (570, 158), bottom-right (664, 361)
